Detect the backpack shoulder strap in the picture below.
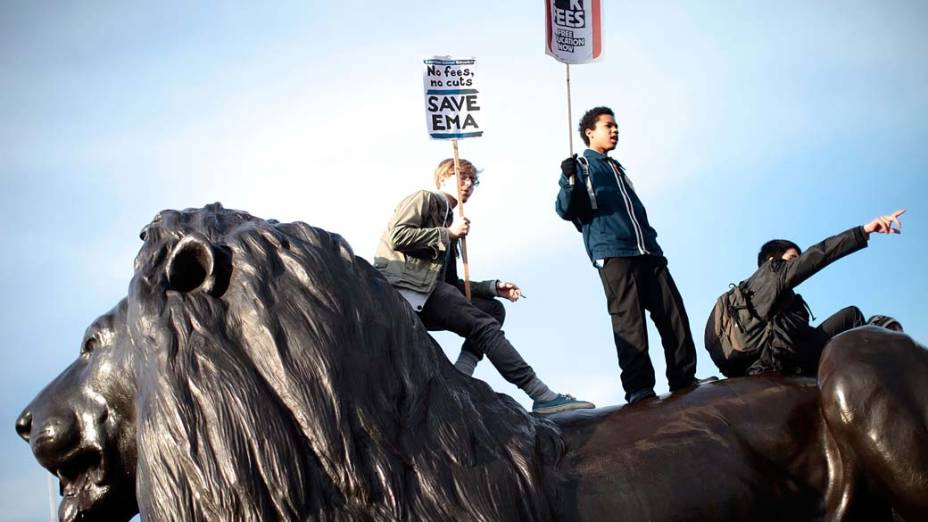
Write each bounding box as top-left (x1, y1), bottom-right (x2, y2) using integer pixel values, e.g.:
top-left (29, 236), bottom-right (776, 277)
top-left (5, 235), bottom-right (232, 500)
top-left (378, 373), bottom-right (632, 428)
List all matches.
top-left (795, 293), bottom-right (816, 321)
top-left (575, 155), bottom-right (598, 210)
top-left (728, 281), bottom-right (763, 329)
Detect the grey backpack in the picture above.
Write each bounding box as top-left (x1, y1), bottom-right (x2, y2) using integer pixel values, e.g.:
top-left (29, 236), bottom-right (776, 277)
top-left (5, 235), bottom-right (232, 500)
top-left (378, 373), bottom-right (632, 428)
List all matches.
top-left (706, 283), bottom-right (766, 372)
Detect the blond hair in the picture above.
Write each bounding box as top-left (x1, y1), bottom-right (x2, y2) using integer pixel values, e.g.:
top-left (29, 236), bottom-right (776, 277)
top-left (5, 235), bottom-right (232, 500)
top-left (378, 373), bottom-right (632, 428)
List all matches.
top-left (433, 158), bottom-right (477, 189)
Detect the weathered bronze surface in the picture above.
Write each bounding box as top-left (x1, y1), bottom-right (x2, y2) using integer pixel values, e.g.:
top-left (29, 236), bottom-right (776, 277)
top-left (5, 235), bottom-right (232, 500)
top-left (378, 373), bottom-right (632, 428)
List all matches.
top-left (15, 204), bottom-right (927, 521)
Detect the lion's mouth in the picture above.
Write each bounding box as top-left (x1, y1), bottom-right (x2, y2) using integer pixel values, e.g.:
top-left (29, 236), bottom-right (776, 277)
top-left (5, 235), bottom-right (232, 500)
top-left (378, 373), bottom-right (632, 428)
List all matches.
top-left (53, 448), bottom-right (112, 522)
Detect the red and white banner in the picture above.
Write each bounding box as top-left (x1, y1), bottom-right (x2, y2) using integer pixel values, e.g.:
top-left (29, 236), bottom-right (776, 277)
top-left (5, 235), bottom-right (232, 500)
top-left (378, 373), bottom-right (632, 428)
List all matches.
top-left (545, 0), bottom-right (602, 64)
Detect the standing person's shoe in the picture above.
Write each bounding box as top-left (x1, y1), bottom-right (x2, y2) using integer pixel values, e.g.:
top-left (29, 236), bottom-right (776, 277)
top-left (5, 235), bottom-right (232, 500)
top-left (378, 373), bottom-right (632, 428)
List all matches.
top-left (627, 388), bottom-right (657, 404)
top-left (669, 376), bottom-right (719, 393)
top-left (532, 394), bottom-right (595, 415)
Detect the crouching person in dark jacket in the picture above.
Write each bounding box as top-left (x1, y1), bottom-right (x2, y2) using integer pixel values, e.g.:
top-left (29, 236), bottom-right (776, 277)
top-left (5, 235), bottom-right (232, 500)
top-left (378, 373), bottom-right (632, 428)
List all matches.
top-left (705, 209), bottom-right (906, 377)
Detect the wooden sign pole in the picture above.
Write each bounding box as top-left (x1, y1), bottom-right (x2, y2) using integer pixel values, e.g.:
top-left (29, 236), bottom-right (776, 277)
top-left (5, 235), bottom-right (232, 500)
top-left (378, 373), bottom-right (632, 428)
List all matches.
top-left (451, 139), bottom-right (472, 302)
top-left (566, 63), bottom-right (575, 157)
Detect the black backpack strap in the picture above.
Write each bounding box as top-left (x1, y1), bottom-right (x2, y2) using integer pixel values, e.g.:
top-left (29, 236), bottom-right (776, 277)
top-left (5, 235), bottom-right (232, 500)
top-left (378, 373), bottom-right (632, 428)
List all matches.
top-left (727, 281), bottom-right (761, 332)
top-left (798, 295), bottom-right (816, 321)
top-left (739, 282), bottom-right (761, 318)
top-left (575, 156), bottom-right (598, 210)
top-left (726, 283), bottom-right (747, 333)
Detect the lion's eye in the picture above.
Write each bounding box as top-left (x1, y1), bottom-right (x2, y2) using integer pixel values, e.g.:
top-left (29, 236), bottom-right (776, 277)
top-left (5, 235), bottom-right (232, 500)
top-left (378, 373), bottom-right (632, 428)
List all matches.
top-left (81, 337), bottom-right (98, 356)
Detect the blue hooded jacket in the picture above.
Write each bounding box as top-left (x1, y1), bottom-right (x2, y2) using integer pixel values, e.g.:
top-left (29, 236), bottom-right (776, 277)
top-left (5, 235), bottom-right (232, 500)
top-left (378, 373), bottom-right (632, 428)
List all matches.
top-left (555, 149), bottom-right (663, 264)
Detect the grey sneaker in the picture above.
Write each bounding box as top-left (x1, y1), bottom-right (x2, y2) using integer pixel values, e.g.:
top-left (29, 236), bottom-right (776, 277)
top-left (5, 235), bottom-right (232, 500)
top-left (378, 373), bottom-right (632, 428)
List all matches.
top-left (532, 394), bottom-right (595, 415)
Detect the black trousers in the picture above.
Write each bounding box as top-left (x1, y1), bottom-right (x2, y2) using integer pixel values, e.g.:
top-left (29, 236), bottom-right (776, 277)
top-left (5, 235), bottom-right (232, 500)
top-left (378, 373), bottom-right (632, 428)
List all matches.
top-left (419, 281), bottom-right (536, 388)
top-left (598, 255), bottom-right (697, 400)
top-left (751, 306), bottom-right (865, 376)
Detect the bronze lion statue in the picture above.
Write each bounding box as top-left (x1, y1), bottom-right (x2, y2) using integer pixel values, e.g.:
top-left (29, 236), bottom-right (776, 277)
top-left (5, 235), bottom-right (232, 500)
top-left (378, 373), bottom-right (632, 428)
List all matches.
top-left (15, 204), bottom-right (928, 521)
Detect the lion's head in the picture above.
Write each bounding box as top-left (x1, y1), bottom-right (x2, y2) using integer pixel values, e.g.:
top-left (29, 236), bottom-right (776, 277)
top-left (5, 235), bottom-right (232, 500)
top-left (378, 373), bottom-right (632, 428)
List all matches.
top-left (17, 203), bottom-right (564, 521)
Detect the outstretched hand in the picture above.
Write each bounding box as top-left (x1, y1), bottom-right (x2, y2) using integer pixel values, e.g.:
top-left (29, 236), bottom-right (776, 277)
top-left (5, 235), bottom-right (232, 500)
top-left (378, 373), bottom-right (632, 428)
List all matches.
top-left (864, 209), bottom-right (905, 235)
top-left (496, 281), bottom-right (522, 302)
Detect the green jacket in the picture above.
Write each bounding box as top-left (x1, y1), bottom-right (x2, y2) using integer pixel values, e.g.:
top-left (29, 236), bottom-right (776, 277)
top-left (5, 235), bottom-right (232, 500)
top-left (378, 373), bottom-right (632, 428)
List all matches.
top-left (374, 190), bottom-right (497, 297)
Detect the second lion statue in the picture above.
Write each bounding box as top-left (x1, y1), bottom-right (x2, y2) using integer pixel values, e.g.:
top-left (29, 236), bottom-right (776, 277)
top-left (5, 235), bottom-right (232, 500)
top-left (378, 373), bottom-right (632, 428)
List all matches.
top-left (15, 204), bottom-right (928, 521)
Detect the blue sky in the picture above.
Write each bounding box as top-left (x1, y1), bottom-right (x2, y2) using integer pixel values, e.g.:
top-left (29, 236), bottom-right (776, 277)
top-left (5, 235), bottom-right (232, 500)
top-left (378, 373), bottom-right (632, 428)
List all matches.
top-left (2, 1), bottom-right (927, 519)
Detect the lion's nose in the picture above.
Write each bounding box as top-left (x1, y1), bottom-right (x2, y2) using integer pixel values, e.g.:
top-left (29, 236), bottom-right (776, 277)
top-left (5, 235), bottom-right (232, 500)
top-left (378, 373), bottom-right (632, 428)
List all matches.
top-left (24, 410), bottom-right (81, 466)
top-left (15, 410), bottom-right (32, 442)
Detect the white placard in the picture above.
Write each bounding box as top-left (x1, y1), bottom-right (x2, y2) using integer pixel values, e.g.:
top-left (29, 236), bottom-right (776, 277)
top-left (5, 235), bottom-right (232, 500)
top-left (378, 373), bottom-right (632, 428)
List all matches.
top-left (423, 56), bottom-right (483, 140)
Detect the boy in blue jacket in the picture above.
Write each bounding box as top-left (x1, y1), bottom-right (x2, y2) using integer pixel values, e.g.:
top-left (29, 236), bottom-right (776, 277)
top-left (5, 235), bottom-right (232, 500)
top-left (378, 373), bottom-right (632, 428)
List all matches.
top-left (556, 106), bottom-right (698, 403)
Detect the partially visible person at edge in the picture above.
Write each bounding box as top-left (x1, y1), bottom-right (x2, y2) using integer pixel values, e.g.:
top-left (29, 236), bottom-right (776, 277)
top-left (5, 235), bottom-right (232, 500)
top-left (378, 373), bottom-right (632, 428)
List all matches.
top-left (555, 106), bottom-right (708, 404)
top-left (706, 209), bottom-right (906, 377)
top-left (375, 158), bottom-right (595, 414)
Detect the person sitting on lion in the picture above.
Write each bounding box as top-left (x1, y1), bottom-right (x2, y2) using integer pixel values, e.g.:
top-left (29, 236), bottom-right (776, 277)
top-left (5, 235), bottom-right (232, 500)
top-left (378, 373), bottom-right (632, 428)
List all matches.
top-left (374, 158), bottom-right (595, 414)
top-left (705, 209), bottom-right (905, 377)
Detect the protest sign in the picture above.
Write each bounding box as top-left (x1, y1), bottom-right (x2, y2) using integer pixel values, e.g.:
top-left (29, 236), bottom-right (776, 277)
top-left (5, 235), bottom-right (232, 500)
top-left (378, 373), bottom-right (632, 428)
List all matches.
top-left (423, 57), bottom-right (483, 140)
top-left (545, 0), bottom-right (603, 64)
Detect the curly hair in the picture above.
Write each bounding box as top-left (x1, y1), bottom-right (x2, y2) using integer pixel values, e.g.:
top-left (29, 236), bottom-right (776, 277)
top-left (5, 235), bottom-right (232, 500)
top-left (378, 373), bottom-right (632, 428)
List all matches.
top-left (578, 106), bottom-right (615, 146)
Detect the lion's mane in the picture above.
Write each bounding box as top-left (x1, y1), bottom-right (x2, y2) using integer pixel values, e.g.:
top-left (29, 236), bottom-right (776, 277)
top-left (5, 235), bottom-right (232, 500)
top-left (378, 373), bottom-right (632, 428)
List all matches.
top-left (126, 203), bottom-right (564, 521)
